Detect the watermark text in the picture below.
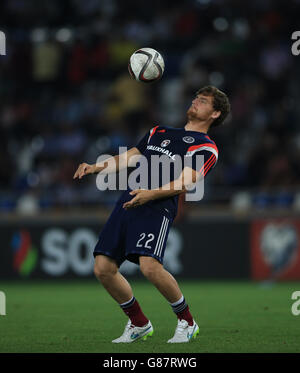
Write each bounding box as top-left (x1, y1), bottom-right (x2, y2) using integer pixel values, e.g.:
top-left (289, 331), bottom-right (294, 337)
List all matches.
top-left (291, 31), bottom-right (300, 56)
top-left (291, 291), bottom-right (300, 316)
top-left (0, 31), bottom-right (6, 55)
top-left (0, 291), bottom-right (6, 315)
top-left (95, 147), bottom-right (206, 201)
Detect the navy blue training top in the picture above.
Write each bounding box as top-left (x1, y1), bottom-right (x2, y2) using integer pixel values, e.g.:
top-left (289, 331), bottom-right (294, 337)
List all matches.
top-left (117, 125), bottom-right (218, 219)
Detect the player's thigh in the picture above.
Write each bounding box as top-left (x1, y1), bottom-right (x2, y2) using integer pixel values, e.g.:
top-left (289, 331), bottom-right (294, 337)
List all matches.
top-left (93, 203), bottom-right (127, 267)
top-left (94, 254), bottom-right (118, 278)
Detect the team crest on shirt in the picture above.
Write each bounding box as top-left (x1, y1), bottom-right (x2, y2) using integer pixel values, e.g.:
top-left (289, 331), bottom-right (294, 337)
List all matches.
top-left (183, 136), bottom-right (195, 143)
top-left (161, 139), bottom-right (170, 147)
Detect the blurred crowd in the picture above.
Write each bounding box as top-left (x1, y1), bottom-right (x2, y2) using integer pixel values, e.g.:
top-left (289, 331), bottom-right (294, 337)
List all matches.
top-left (0, 0), bottom-right (300, 213)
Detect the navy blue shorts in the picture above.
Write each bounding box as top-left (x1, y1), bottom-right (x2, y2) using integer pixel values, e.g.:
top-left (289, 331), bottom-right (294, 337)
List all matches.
top-left (93, 203), bottom-right (173, 267)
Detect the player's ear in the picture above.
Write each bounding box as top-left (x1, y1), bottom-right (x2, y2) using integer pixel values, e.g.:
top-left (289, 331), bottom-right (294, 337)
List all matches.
top-left (211, 111), bottom-right (221, 120)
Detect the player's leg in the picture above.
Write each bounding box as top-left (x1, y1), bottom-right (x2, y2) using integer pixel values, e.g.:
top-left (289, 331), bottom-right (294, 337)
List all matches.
top-left (94, 254), bottom-right (132, 303)
top-left (139, 256), bottom-right (199, 343)
top-left (94, 254), bottom-right (153, 342)
top-left (125, 207), bottom-right (198, 341)
top-left (124, 206), bottom-right (198, 342)
top-left (139, 256), bottom-right (181, 302)
top-left (139, 256), bottom-right (194, 320)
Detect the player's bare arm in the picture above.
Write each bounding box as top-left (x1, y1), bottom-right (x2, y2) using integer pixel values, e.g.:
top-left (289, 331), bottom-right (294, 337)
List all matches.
top-left (123, 167), bottom-right (200, 210)
top-left (73, 147), bottom-right (141, 179)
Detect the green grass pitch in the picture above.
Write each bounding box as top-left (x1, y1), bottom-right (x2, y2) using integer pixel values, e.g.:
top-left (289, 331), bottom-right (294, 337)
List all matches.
top-left (0, 280), bottom-right (300, 353)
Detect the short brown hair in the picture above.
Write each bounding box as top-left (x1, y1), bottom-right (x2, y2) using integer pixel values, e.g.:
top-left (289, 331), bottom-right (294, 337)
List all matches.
top-left (196, 85), bottom-right (230, 128)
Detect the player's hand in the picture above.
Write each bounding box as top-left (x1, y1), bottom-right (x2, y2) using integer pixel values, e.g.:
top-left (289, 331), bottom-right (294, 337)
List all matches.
top-left (123, 189), bottom-right (155, 210)
top-left (73, 163), bottom-right (96, 179)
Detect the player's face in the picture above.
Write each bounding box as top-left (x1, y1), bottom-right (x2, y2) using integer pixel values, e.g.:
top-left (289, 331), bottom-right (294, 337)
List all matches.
top-left (187, 94), bottom-right (219, 122)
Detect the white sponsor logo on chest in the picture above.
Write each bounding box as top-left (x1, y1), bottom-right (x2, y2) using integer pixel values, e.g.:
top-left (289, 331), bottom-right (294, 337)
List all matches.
top-left (146, 145), bottom-right (176, 160)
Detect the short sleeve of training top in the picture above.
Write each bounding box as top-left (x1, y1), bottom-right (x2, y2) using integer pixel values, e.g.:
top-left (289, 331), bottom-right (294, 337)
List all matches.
top-left (185, 140), bottom-right (218, 178)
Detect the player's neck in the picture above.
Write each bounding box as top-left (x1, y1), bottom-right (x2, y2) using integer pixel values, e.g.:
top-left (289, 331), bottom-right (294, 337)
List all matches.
top-left (184, 120), bottom-right (210, 134)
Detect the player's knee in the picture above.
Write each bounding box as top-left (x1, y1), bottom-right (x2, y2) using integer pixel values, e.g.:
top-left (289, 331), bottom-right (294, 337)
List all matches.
top-left (94, 264), bottom-right (114, 282)
top-left (94, 257), bottom-right (117, 282)
top-left (140, 258), bottom-right (162, 282)
top-left (93, 264), bottom-right (102, 280)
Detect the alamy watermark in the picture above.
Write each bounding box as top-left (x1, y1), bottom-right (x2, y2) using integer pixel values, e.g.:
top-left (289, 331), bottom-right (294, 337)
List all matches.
top-left (291, 31), bottom-right (300, 56)
top-left (95, 147), bottom-right (208, 201)
top-left (291, 291), bottom-right (300, 316)
top-left (0, 31), bottom-right (6, 55)
top-left (0, 291), bottom-right (6, 315)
